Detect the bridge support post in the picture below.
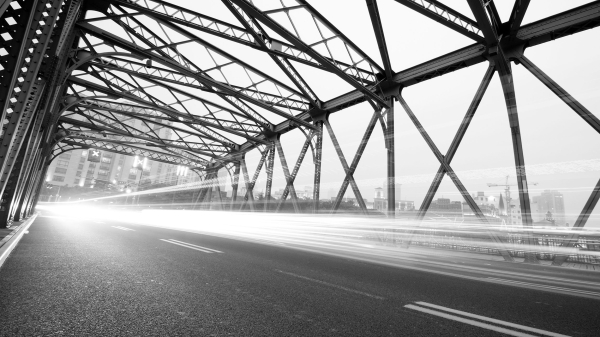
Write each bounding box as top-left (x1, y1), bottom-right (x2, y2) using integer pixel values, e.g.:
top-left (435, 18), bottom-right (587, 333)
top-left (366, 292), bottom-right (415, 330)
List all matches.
top-left (497, 61), bottom-right (538, 264)
top-left (0, 127), bottom-right (33, 227)
top-left (264, 146), bottom-right (275, 212)
top-left (13, 150), bottom-right (43, 221)
top-left (313, 121), bottom-right (323, 213)
top-left (386, 98), bottom-right (395, 218)
top-left (231, 162), bottom-right (240, 211)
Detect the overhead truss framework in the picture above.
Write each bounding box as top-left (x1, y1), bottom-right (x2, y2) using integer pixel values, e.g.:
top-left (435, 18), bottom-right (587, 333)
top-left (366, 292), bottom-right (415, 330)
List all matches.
top-left (0, 0), bottom-right (599, 264)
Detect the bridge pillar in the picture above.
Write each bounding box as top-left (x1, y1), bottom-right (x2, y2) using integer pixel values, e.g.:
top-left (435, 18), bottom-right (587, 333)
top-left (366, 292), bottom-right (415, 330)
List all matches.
top-left (386, 98), bottom-right (395, 218)
top-left (264, 145), bottom-right (275, 212)
top-left (230, 162), bottom-right (240, 211)
top-left (312, 121), bottom-right (323, 213)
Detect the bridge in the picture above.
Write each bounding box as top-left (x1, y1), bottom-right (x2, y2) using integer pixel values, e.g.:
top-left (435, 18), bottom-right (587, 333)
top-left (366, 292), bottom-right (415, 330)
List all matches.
top-left (0, 0), bottom-right (599, 335)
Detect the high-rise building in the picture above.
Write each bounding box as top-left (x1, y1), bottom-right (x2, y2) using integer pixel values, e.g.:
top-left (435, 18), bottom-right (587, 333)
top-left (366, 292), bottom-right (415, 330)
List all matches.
top-left (531, 190), bottom-right (566, 225)
top-left (45, 117), bottom-right (200, 190)
top-left (381, 180), bottom-right (402, 201)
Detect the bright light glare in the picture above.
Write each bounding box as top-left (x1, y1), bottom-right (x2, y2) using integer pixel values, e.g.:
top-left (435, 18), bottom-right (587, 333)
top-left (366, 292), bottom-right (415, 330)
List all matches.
top-left (35, 204), bottom-right (600, 265)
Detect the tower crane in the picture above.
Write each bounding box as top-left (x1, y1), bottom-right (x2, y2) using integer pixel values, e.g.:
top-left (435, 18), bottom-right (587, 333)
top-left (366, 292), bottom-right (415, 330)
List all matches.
top-left (487, 176), bottom-right (538, 224)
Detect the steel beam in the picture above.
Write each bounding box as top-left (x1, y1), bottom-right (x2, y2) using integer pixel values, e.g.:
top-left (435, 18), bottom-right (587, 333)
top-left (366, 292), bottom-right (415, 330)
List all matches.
top-left (518, 56), bottom-right (600, 134)
top-left (399, 95), bottom-right (514, 262)
top-left (264, 146), bottom-right (275, 212)
top-left (239, 152), bottom-right (268, 211)
top-left (508, 0), bottom-right (531, 37)
top-left (274, 137), bottom-right (300, 213)
top-left (230, 162), bottom-right (240, 211)
top-left (325, 114), bottom-right (377, 215)
top-left (0, 0), bottom-right (62, 199)
top-left (366, 0), bottom-right (393, 79)
top-left (415, 65), bottom-right (495, 221)
top-left (313, 121), bottom-right (324, 213)
top-left (386, 99), bottom-right (396, 217)
top-left (275, 132), bottom-right (313, 212)
top-left (229, 0), bottom-right (389, 108)
top-left (393, 0), bottom-right (485, 43)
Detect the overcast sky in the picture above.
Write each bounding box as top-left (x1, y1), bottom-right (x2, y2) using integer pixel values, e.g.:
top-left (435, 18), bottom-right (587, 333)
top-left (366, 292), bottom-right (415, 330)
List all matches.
top-left (88, 1), bottom-right (600, 226)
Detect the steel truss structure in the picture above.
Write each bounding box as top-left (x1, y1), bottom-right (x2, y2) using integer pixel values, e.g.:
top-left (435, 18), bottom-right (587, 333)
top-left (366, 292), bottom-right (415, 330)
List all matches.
top-left (1, 0), bottom-right (599, 265)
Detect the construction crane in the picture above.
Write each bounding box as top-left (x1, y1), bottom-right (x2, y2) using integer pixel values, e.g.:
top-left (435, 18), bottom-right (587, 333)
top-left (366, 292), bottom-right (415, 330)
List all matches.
top-left (487, 176), bottom-right (538, 225)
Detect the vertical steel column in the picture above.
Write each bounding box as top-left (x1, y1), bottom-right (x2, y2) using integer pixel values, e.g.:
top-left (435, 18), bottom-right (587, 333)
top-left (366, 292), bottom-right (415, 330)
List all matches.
top-left (313, 121), bottom-right (323, 213)
top-left (264, 146), bottom-right (275, 212)
top-left (498, 62), bottom-right (538, 264)
top-left (215, 181), bottom-right (224, 210)
top-left (239, 156), bottom-right (255, 211)
top-left (386, 98), bottom-right (396, 218)
top-left (0, 127), bottom-right (31, 227)
top-left (26, 157), bottom-right (50, 216)
top-left (230, 162), bottom-right (240, 211)
top-left (13, 150), bottom-right (42, 221)
top-left (0, 0), bottom-right (61, 198)
top-left (206, 172), bottom-right (214, 210)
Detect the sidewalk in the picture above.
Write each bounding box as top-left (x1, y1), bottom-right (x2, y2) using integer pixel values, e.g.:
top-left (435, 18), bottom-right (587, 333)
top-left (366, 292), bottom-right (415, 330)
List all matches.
top-left (0, 220), bottom-right (30, 248)
top-left (0, 214), bottom-right (38, 268)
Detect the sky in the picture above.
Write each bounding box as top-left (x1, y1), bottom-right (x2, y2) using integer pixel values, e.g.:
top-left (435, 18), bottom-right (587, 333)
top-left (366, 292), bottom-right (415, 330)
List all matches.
top-left (84, 1), bottom-right (600, 227)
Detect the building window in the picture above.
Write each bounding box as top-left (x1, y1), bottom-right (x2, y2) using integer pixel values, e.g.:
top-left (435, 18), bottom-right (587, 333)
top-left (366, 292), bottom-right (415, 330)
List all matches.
top-left (100, 165), bottom-right (111, 171)
top-left (56, 159), bottom-right (69, 168)
top-left (75, 171), bottom-right (81, 177)
top-left (98, 170), bottom-right (108, 176)
top-left (101, 157), bottom-right (112, 164)
top-left (58, 153), bottom-right (71, 160)
top-left (54, 168), bottom-right (67, 174)
top-left (78, 164), bottom-right (84, 169)
top-left (52, 176), bottom-right (65, 182)
top-left (129, 168), bottom-right (138, 175)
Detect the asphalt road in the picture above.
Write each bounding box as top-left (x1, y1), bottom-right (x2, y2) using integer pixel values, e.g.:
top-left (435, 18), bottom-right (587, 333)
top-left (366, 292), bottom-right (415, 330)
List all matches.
top-left (0, 214), bottom-right (598, 336)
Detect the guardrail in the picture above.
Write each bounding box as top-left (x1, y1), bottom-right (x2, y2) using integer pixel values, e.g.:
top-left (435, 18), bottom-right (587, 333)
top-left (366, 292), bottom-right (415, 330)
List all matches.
top-left (366, 227), bottom-right (600, 265)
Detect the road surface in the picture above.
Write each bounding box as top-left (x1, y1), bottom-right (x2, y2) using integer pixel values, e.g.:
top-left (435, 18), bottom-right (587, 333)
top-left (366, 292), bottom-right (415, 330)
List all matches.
top-left (0, 212), bottom-right (598, 336)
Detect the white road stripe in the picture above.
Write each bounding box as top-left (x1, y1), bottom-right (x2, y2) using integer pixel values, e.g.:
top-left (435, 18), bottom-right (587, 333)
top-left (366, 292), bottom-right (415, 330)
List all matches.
top-left (404, 304), bottom-right (537, 337)
top-left (487, 278), bottom-right (600, 297)
top-left (168, 239), bottom-right (223, 253)
top-left (414, 302), bottom-right (570, 337)
top-left (111, 226), bottom-right (134, 231)
top-left (160, 239), bottom-right (214, 253)
top-left (275, 269), bottom-right (385, 300)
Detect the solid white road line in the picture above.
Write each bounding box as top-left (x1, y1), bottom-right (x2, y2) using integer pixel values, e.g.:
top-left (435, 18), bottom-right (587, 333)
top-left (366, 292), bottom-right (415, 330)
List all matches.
top-left (404, 304), bottom-right (537, 337)
top-left (0, 214), bottom-right (39, 270)
top-left (275, 269), bottom-right (385, 300)
top-left (111, 226), bottom-right (135, 231)
top-left (414, 302), bottom-right (570, 337)
top-left (160, 239), bottom-right (218, 253)
top-left (168, 239), bottom-right (223, 253)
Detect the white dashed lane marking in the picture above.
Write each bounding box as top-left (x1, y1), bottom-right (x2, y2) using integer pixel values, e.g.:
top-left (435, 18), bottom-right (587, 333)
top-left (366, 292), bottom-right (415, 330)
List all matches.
top-left (160, 239), bottom-right (223, 254)
top-left (111, 226), bottom-right (135, 231)
top-left (405, 301), bottom-right (569, 337)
